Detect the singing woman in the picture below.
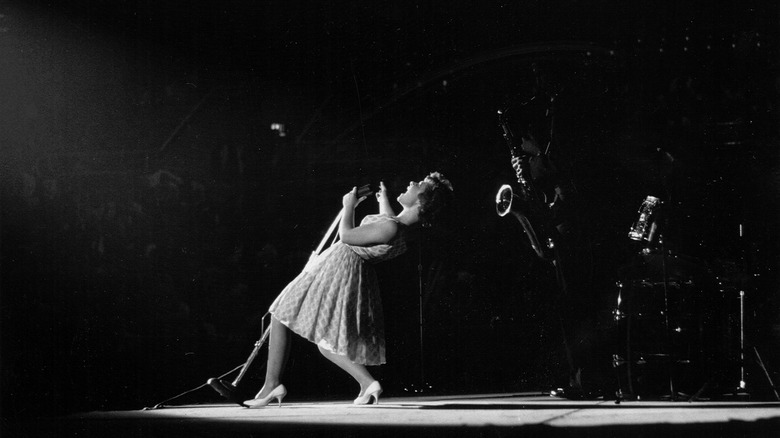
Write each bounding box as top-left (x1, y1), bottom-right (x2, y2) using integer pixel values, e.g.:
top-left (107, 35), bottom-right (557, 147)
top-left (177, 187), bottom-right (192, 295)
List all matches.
top-left (244, 172), bottom-right (453, 407)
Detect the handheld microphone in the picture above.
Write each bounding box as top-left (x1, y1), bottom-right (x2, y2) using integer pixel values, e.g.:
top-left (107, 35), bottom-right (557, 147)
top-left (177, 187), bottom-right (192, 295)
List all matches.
top-left (357, 184), bottom-right (375, 198)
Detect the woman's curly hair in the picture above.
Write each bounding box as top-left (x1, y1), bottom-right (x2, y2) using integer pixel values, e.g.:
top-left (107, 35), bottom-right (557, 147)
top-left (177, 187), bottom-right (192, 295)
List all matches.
top-left (418, 172), bottom-right (454, 227)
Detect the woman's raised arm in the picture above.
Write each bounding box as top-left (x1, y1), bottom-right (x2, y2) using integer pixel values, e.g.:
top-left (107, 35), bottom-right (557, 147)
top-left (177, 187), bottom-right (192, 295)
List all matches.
top-left (339, 187), bottom-right (398, 246)
top-left (376, 181), bottom-right (396, 216)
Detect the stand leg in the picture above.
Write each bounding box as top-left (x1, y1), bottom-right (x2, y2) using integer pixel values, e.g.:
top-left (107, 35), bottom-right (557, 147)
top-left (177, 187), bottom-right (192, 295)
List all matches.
top-left (753, 347), bottom-right (780, 401)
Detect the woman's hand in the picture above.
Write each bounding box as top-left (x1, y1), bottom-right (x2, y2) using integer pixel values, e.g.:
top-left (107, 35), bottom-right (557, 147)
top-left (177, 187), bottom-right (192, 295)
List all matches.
top-left (342, 187), bottom-right (367, 210)
top-left (375, 181), bottom-right (388, 204)
top-left (375, 181), bottom-right (395, 216)
top-left (340, 185), bottom-right (396, 246)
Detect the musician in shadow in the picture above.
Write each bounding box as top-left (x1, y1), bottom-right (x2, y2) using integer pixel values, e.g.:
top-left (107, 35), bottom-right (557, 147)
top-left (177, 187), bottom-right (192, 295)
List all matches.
top-left (241, 172), bottom-right (454, 407)
top-left (504, 92), bottom-right (602, 399)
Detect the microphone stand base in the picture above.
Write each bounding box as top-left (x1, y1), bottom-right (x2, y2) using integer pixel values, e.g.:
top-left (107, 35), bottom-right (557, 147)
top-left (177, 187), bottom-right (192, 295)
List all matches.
top-left (207, 378), bottom-right (247, 407)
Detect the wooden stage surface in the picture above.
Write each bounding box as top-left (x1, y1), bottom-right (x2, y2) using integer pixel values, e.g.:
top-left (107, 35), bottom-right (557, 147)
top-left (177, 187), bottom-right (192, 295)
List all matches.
top-left (10, 392), bottom-right (780, 437)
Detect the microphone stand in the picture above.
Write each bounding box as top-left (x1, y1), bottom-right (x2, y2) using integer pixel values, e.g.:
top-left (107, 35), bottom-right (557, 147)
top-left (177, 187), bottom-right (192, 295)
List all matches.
top-left (416, 240), bottom-right (429, 392)
top-left (206, 184), bottom-right (375, 404)
top-left (147, 185), bottom-right (375, 408)
top-left (404, 238), bottom-right (431, 394)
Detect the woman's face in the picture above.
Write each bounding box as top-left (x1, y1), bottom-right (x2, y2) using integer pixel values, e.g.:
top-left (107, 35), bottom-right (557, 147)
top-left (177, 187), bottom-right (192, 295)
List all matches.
top-left (397, 178), bottom-right (433, 207)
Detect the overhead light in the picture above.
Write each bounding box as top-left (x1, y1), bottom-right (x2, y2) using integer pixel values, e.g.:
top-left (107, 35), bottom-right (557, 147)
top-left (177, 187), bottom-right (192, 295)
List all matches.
top-left (270, 123), bottom-right (286, 137)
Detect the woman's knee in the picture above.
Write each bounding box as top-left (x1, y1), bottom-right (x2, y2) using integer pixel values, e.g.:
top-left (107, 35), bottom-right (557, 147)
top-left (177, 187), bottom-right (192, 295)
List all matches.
top-left (316, 340), bottom-right (334, 356)
top-left (317, 344), bottom-right (328, 356)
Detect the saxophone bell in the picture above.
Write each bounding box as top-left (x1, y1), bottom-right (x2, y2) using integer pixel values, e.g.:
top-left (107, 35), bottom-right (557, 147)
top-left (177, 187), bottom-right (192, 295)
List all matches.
top-left (496, 184), bottom-right (531, 217)
top-left (495, 184), bottom-right (515, 217)
top-left (495, 183), bottom-right (551, 261)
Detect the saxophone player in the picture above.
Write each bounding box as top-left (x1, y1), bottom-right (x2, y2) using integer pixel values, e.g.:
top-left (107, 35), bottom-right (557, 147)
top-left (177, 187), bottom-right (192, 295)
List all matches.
top-left (500, 93), bottom-right (601, 399)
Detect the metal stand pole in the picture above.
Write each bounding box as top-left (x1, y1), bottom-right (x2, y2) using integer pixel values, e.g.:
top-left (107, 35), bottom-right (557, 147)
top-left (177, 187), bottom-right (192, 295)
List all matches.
top-left (738, 289), bottom-right (747, 393)
top-left (405, 240), bottom-right (430, 394)
top-left (659, 235), bottom-right (677, 401)
top-left (418, 246), bottom-right (426, 387)
top-left (207, 315), bottom-right (272, 406)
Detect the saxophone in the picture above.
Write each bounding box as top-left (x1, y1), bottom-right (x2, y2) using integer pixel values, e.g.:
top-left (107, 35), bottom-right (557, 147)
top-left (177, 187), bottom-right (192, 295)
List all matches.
top-left (495, 108), bottom-right (556, 262)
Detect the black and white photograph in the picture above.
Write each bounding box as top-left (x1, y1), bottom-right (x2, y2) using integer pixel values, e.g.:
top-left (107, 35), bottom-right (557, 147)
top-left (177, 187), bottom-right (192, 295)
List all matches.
top-left (1, 1), bottom-right (779, 436)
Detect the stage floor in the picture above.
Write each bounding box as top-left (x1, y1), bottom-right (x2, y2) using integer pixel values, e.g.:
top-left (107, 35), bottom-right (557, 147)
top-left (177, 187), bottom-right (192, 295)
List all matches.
top-left (16, 392), bottom-right (780, 437)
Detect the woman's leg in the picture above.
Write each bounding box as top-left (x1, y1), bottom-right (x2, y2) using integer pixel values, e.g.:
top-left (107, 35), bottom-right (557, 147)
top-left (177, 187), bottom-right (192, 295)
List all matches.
top-left (253, 317), bottom-right (291, 398)
top-left (317, 344), bottom-right (375, 393)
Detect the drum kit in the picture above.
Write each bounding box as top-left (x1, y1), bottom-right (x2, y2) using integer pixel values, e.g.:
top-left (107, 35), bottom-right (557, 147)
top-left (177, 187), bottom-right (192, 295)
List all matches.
top-left (611, 195), bottom-right (778, 401)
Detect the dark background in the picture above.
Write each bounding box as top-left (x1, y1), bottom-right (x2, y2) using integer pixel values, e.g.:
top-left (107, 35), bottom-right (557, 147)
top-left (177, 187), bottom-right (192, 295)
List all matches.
top-left (1, 0), bottom-right (779, 419)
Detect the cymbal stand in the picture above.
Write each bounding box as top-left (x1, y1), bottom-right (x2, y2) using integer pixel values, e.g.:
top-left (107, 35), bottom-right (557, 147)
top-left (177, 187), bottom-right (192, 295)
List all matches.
top-left (731, 289), bottom-right (780, 401)
top-left (754, 346), bottom-right (780, 400)
top-left (733, 222), bottom-right (750, 398)
top-left (737, 288), bottom-right (747, 394)
top-left (723, 223), bottom-right (779, 401)
top-left (657, 234), bottom-right (679, 401)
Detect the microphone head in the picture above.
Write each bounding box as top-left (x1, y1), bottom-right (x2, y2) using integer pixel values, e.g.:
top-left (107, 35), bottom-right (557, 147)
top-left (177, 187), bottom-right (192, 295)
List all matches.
top-left (357, 184), bottom-right (375, 198)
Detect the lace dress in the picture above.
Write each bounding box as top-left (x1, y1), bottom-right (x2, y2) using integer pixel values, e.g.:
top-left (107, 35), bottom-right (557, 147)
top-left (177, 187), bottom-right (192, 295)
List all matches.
top-left (269, 214), bottom-right (408, 365)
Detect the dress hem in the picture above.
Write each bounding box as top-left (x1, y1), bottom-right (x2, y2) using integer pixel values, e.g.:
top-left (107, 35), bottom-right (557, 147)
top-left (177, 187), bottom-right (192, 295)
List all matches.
top-left (270, 312), bottom-right (386, 366)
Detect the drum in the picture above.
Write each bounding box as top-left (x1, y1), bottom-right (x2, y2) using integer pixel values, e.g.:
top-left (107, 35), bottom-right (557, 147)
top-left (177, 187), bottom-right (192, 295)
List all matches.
top-left (613, 278), bottom-right (703, 358)
top-left (612, 255), bottom-right (722, 398)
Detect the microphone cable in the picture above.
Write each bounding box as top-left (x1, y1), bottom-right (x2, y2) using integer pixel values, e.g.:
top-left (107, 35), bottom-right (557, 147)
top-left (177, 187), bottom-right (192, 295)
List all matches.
top-left (142, 363), bottom-right (244, 410)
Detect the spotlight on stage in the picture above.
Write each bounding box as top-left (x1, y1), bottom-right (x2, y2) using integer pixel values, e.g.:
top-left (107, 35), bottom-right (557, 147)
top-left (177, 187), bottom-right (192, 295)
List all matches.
top-left (270, 123), bottom-right (286, 137)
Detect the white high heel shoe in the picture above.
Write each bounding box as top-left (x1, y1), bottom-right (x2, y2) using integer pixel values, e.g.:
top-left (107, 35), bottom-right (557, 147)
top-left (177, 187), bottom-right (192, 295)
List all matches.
top-left (244, 384), bottom-right (287, 408)
top-left (353, 381), bottom-right (382, 405)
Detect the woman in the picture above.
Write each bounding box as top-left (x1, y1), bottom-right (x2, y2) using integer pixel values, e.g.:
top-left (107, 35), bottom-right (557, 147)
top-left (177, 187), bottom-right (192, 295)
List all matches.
top-left (244, 172), bottom-right (453, 407)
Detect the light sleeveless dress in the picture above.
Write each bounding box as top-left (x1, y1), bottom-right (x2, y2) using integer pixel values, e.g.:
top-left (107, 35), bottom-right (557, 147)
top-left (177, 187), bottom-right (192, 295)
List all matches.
top-left (269, 214), bottom-right (408, 365)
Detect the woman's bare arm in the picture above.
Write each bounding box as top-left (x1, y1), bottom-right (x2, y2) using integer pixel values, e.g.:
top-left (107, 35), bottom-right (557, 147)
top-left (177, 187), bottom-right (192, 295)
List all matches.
top-left (339, 186), bottom-right (398, 246)
top-left (340, 217), bottom-right (398, 246)
top-left (376, 181), bottom-right (395, 216)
